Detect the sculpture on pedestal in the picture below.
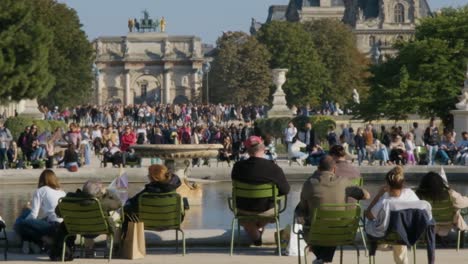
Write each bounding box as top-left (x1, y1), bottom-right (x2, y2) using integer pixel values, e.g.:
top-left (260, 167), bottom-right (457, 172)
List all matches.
top-left (455, 65), bottom-right (468, 110)
top-left (267, 68), bottom-right (293, 118)
top-left (352, 89), bottom-right (360, 104)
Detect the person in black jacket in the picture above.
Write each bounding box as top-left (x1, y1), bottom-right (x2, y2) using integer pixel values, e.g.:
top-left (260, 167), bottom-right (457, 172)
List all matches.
top-left (122, 164), bottom-right (182, 236)
top-left (231, 136), bottom-right (290, 245)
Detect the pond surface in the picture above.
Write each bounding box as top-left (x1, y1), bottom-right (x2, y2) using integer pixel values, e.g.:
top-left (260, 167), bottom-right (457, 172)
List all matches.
top-left (2, 181), bottom-right (468, 230)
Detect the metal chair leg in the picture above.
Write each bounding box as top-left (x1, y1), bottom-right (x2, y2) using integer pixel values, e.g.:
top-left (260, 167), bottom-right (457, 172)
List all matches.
top-left (359, 225), bottom-right (368, 256)
top-left (176, 230), bottom-right (179, 253)
top-left (275, 219), bottom-right (281, 256)
top-left (297, 233), bottom-right (301, 264)
top-left (62, 234), bottom-right (69, 262)
top-left (108, 233), bottom-right (113, 262)
top-left (230, 217), bottom-right (236, 256)
top-left (412, 245), bottom-right (416, 264)
top-left (457, 230), bottom-right (461, 252)
top-left (180, 229), bottom-right (186, 256)
top-left (340, 246), bottom-right (343, 264)
top-left (237, 221), bottom-right (241, 248)
top-left (355, 245), bottom-right (360, 264)
top-left (304, 245), bottom-right (309, 264)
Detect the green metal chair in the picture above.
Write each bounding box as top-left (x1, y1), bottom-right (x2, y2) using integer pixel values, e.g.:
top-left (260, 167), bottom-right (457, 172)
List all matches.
top-left (423, 198), bottom-right (463, 251)
top-left (57, 197), bottom-right (114, 262)
top-left (298, 203), bottom-right (362, 264)
top-left (368, 232), bottom-right (417, 264)
top-left (228, 181), bottom-right (287, 256)
top-left (138, 192), bottom-right (185, 255)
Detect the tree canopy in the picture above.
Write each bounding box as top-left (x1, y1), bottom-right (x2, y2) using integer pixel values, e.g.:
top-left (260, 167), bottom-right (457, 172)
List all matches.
top-left (0, 0), bottom-right (54, 101)
top-left (256, 21), bottom-right (330, 107)
top-left (33, 0), bottom-right (94, 108)
top-left (303, 19), bottom-right (370, 106)
top-left (355, 6), bottom-right (468, 125)
top-left (208, 32), bottom-right (271, 105)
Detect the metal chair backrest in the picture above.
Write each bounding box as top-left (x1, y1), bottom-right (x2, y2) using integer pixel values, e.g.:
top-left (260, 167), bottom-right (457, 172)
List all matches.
top-left (351, 177), bottom-right (363, 187)
top-left (231, 181), bottom-right (279, 215)
top-left (428, 199), bottom-right (456, 225)
top-left (307, 203), bottom-right (361, 247)
top-left (138, 192), bottom-right (183, 230)
top-left (58, 197), bottom-right (110, 235)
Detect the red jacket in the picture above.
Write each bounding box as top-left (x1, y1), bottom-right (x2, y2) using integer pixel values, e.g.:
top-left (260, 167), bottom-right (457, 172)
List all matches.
top-left (120, 132), bottom-right (136, 152)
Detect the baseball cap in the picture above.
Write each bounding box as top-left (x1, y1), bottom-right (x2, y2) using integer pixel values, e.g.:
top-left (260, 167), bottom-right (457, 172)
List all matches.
top-left (244, 136), bottom-right (263, 149)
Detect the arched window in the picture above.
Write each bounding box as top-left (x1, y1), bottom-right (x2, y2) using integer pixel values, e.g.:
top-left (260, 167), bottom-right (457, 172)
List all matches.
top-left (369, 36), bottom-right (376, 47)
top-left (394, 3), bottom-right (405, 23)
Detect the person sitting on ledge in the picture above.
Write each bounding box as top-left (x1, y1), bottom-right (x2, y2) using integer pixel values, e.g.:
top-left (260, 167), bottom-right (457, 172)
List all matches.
top-left (231, 136), bottom-right (290, 246)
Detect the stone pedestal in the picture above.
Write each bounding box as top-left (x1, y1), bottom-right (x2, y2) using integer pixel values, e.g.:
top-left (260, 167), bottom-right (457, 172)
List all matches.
top-left (268, 68), bottom-right (293, 118)
top-left (19, 99), bottom-right (43, 120)
top-left (451, 110), bottom-right (468, 142)
top-left (131, 144), bottom-right (223, 205)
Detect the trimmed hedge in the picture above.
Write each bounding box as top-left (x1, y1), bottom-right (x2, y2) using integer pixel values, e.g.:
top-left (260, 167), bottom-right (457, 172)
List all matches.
top-left (255, 115), bottom-right (336, 142)
top-left (4, 117), bottom-right (67, 141)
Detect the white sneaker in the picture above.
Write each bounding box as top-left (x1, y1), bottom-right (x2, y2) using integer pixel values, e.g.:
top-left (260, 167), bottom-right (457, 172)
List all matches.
top-left (22, 241), bottom-right (30, 254)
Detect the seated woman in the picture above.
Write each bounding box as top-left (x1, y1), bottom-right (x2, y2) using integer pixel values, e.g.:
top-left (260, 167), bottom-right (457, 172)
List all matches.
top-left (389, 135), bottom-right (406, 165)
top-left (374, 140), bottom-right (390, 166)
top-left (30, 139), bottom-right (46, 168)
top-left (365, 166), bottom-right (420, 264)
top-left (438, 133), bottom-right (457, 165)
top-left (287, 136), bottom-right (308, 165)
top-left (100, 139), bottom-right (123, 167)
top-left (123, 165), bottom-right (182, 234)
top-left (218, 134), bottom-right (233, 165)
top-left (58, 144), bottom-right (79, 172)
top-left (14, 169), bottom-right (66, 253)
top-left (415, 172), bottom-right (468, 237)
top-left (7, 141), bottom-right (24, 169)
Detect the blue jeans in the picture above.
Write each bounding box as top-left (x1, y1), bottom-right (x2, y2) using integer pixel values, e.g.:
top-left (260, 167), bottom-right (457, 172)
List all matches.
top-left (14, 209), bottom-right (54, 245)
top-left (357, 148), bottom-right (366, 166)
top-left (427, 145), bottom-right (438, 165)
top-left (436, 150), bottom-right (450, 165)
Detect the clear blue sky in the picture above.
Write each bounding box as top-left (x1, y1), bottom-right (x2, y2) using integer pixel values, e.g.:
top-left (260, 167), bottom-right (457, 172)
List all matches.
top-left (60, 0), bottom-right (468, 44)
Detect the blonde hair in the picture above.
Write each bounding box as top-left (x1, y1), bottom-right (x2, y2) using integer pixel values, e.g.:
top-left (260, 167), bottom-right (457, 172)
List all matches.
top-left (148, 164), bottom-right (172, 183)
top-left (385, 166), bottom-right (405, 190)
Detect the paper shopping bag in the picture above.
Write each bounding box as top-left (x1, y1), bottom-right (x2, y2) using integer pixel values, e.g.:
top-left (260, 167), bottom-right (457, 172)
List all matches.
top-left (122, 222), bottom-right (146, 259)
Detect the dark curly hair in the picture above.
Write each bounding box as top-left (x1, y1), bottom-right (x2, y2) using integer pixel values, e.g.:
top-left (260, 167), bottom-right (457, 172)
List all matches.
top-left (415, 172), bottom-right (450, 201)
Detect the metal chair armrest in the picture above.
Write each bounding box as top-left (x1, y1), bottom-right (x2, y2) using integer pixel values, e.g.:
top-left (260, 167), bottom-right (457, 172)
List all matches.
top-left (277, 195), bottom-right (287, 214)
top-left (227, 197), bottom-right (234, 212)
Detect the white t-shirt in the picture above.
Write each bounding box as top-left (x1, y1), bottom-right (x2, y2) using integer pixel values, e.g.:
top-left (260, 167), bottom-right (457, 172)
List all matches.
top-left (28, 186), bottom-right (66, 223)
top-left (370, 188), bottom-right (419, 218)
top-left (284, 127), bottom-right (297, 142)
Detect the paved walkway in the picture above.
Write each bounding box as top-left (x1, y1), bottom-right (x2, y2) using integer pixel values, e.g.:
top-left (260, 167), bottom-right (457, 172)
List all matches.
top-left (4, 248), bottom-right (468, 263)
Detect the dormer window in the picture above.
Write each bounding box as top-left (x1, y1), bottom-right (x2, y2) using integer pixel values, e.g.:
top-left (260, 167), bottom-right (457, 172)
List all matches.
top-left (394, 3), bottom-right (405, 23)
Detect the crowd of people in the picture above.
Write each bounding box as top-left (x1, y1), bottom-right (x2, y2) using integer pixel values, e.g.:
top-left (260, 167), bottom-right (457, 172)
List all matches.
top-left (286, 118), bottom-right (468, 167)
top-left (1, 133), bottom-right (468, 263)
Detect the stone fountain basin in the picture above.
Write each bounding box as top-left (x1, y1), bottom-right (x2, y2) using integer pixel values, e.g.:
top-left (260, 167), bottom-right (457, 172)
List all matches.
top-left (131, 144), bottom-right (224, 159)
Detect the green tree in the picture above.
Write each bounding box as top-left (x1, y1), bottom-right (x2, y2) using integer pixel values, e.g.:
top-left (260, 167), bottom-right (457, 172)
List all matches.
top-left (356, 6), bottom-right (468, 125)
top-left (256, 21), bottom-right (330, 107)
top-left (356, 39), bottom-right (463, 124)
top-left (33, 0), bottom-right (94, 108)
top-left (303, 19), bottom-right (370, 106)
top-left (0, 0), bottom-right (54, 101)
top-left (209, 32), bottom-right (271, 105)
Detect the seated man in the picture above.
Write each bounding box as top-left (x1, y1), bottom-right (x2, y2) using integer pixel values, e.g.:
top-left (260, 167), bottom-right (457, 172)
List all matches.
top-left (231, 136), bottom-right (290, 245)
top-left (295, 156), bottom-right (370, 264)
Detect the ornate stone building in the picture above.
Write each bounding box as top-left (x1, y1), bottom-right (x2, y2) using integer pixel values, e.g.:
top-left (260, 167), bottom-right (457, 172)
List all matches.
top-left (94, 33), bottom-right (204, 105)
top-left (252, 0), bottom-right (431, 57)
top-left (286, 0), bottom-right (345, 21)
top-left (343, 0), bottom-right (431, 56)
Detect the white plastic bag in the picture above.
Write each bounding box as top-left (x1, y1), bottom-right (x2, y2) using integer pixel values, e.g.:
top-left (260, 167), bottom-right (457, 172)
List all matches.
top-left (287, 223), bottom-right (307, 256)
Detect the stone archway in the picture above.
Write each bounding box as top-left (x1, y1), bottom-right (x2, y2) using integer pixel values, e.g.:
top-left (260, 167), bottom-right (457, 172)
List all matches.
top-left (132, 74), bottom-right (162, 104)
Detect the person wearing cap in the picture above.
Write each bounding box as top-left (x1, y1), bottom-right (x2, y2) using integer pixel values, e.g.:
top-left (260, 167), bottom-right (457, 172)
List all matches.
top-left (231, 135), bottom-right (290, 245)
